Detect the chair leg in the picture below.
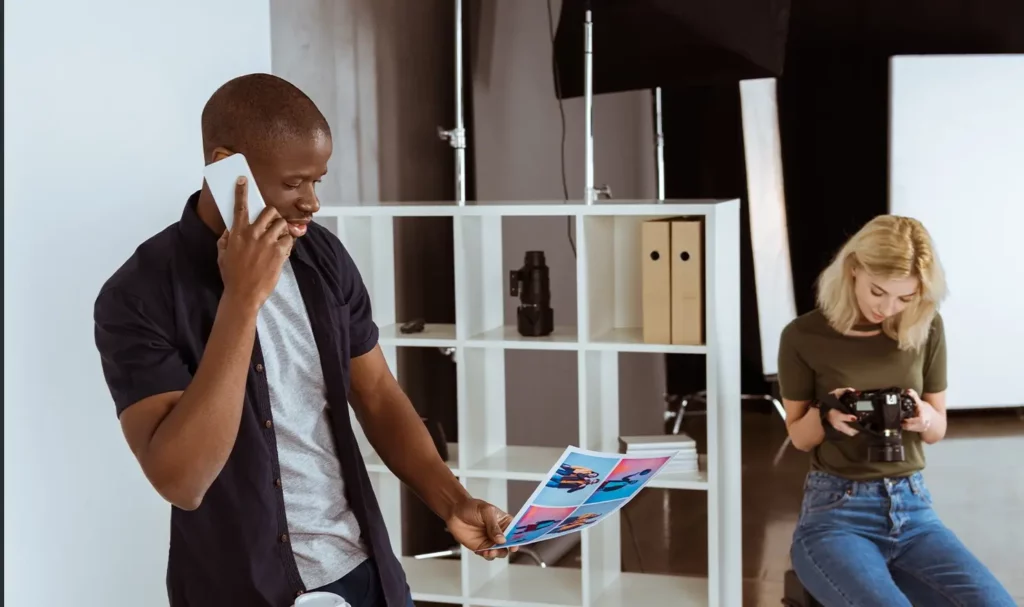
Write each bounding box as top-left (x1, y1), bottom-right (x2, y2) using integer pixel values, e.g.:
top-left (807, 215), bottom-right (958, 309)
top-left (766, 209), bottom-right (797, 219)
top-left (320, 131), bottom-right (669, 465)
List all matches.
top-left (772, 436), bottom-right (792, 467)
top-left (670, 397), bottom-right (688, 435)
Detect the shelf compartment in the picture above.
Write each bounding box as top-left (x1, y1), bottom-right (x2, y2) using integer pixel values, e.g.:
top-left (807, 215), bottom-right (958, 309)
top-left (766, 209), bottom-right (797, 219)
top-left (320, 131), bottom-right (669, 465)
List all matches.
top-left (587, 327), bottom-right (707, 354)
top-left (362, 442), bottom-right (460, 475)
top-left (377, 322), bottom-right (457, 347)
top-left (456, 213), bottom-right (577, 345)
top-left (401, 556), bottom-right (463, 604)
top-left (319, 199), bottom-right (730, 218)
top-left (647, 466), bottom-right (709, 491)
top-left (580, 214), bottom-right (710, 349)
top-left (591, 572), bottom-right (708, 607)
top-left (461, 445), bottom-right (566, 481)
top-left (321, 214), bottom-right (455, 342)
top-left (317, 202), bottom-right (460, 217)
top-left (458, 200), bottom-right (729, 217)
top-left (466, 325), bottom-right (579, 350)
top-left (470, 563), bottom-right (583, 607)
top-left (460, 445), bottom-right (707, 490)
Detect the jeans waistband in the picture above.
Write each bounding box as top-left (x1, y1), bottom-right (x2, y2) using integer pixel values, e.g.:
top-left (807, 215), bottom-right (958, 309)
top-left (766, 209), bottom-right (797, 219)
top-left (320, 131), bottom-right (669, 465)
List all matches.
top-left (804, 470), bottom-right (927, 498)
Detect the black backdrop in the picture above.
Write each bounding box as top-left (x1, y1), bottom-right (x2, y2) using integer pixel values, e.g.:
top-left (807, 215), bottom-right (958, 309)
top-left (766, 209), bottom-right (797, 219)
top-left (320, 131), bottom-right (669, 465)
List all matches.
top-left (661, 0), bottom-right (1024, 402)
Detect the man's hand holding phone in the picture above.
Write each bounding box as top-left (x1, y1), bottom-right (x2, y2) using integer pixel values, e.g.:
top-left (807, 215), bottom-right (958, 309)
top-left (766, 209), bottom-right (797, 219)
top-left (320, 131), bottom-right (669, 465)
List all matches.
top-left (217, 176), bottom-right (293, 312)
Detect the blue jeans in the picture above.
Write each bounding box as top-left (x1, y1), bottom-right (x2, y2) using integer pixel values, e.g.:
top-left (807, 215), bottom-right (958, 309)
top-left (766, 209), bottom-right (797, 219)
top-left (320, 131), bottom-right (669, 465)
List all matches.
top-left (312, 558), bottom-right (415, 606)
top-left (791, 471), bottom-right (1014, 607)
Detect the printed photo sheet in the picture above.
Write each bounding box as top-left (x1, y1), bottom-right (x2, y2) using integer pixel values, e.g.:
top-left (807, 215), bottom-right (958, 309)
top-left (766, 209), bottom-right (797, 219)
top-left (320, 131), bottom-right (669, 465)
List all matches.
top-left (482, 446), bottom-right (679, 550)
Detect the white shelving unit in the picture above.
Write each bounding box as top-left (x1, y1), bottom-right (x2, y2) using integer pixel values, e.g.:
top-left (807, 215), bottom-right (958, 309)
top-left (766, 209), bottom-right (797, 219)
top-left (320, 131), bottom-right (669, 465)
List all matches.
top-left (317, 199), bottom-right (742, 607)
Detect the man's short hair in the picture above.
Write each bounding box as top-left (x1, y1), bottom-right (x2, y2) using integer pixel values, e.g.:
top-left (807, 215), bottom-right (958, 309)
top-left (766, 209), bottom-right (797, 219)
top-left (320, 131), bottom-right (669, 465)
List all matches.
top-left (200, 73), bottom-right (330, 159)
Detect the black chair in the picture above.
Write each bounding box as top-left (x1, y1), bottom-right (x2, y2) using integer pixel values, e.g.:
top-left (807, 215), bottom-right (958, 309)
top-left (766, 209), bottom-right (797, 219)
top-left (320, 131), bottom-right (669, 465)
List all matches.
top-left (782, 569), bottom-right (823, 606)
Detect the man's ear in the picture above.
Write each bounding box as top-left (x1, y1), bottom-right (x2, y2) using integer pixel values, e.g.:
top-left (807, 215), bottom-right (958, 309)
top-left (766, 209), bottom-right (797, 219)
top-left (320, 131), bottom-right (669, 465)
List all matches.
top-left (208, 146), bottom-right (234, 164)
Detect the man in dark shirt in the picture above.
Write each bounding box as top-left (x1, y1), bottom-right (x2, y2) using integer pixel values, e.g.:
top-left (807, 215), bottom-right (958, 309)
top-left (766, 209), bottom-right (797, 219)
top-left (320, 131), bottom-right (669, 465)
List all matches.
top-left (93, 73), bottom-right (513, 607)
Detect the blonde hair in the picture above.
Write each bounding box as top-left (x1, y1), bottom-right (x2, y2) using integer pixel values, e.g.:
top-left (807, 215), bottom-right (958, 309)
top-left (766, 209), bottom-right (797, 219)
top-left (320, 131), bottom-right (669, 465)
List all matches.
top-left (816, 215), bottom-right (947, 350)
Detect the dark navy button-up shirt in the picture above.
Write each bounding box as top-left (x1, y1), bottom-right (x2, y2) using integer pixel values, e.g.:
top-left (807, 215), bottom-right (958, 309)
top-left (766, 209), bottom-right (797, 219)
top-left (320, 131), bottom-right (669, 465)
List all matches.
top-left (93, 193), bottom-right (406, 607)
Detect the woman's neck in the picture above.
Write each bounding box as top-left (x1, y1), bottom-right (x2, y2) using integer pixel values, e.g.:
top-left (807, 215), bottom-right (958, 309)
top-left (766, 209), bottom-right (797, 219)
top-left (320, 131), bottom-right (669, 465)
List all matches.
top-left (852, 320), bottom-right (882, 332)
top-left (847, 315), bottom-right (883, 336)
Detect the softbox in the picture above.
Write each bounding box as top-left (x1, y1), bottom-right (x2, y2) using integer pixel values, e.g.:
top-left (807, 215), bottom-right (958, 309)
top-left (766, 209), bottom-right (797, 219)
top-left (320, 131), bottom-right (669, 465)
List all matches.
top-left (553, 0), bottom-right (792, 98)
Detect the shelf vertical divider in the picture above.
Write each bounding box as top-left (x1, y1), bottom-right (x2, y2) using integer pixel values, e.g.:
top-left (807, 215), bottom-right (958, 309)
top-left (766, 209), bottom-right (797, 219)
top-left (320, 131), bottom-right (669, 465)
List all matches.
top-left (578, 210), bottom-right (623, 606)
top-left (452, 211), bottom-right (471, 601)
top-left (704, 200), bottom-right (742, 607)
top-left (454, 211), bottom-right (509, 598)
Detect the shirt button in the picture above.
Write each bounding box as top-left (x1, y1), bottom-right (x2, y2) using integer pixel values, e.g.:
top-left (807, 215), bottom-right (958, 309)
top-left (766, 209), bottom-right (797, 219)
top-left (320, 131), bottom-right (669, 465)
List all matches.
top-left (274, 478), bottom-right (282, 488)
top-left (255, 363), bottom-right (264, 373)
top-left (280, 534), bottom-right (289, 543)
top-left (265, 420), bottom-right (273, 429)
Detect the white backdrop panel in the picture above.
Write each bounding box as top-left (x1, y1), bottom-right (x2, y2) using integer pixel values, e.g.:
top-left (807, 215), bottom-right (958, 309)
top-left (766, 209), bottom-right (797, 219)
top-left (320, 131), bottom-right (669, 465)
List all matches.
top-left (889, 54), bottom-right (1024, 409)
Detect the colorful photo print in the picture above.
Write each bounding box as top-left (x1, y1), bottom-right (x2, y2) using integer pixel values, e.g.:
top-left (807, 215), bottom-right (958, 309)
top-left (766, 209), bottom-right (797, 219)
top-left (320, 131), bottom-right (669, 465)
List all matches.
top-left (480, 446), bottom-right (681, 553)
top-left (585, 455), bottom-right (672, 505)
top-left (533, 451), bottom-right (620, 507)
top-left (503, 504), bottom-right (577, 547)
top-left (542, 499), bottom-right (623, 538)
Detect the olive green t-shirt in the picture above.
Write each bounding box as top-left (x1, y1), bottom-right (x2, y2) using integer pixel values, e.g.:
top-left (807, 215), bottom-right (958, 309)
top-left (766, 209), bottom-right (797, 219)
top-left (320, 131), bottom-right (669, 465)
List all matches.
top-left (777, 309), bottom-right (947, 480)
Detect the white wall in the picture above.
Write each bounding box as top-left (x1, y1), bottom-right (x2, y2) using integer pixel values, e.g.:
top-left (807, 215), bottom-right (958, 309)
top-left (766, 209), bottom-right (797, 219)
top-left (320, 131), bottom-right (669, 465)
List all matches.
top-left (3, 1), bottom-right (271, 604)
top-left (888, 54), bottom-right (1024, 409)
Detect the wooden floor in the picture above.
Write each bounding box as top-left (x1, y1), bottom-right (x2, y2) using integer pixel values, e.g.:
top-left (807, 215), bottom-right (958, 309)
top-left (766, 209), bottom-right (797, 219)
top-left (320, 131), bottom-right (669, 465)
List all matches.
top-left (418, 407), bottom-right (1023, 606)
top-left (616, 407), bottom-right (1024, 606)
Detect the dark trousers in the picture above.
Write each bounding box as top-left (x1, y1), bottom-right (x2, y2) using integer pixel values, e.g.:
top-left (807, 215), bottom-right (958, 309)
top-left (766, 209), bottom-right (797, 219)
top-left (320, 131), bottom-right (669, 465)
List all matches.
top-left (312, 559), bottom-right (414, 607)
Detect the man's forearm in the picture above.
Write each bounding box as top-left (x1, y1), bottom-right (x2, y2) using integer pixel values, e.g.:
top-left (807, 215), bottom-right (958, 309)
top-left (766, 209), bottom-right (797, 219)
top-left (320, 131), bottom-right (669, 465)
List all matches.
top-left (358, 383), bottom-right (470, 521)
top-left (144, 293), bottom-right (258, 508)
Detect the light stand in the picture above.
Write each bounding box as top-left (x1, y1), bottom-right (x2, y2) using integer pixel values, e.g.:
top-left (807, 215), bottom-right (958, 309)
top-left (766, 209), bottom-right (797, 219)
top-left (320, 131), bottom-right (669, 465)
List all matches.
top-left (581, 8), bottom-right (612, 203)
top-left (652, 86), bottom-right (665, 201)
top-left (437, 0), bottom-right (467, 205)
top-left (583, 9), bottom-right (595, 204)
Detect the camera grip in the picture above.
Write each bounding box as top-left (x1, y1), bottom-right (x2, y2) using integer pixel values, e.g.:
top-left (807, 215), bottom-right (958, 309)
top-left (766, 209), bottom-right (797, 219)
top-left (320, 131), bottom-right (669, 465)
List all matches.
top-left (900, 393), bottom-right (918, 417)
top-left (817, 393), bottom-right (852, 442)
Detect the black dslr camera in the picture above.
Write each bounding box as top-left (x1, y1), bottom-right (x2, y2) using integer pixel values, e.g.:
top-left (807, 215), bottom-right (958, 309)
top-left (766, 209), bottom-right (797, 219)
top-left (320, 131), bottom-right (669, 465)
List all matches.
top-left (823, 387), bottom-right (918, 463)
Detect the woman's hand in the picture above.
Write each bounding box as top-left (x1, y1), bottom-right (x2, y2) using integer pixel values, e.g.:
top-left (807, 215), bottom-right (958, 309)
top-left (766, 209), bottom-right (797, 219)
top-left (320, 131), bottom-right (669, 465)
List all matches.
top-left (901, 389), bottom-right (935, 434)
top-left (826, 387), bottom-right (860, 437)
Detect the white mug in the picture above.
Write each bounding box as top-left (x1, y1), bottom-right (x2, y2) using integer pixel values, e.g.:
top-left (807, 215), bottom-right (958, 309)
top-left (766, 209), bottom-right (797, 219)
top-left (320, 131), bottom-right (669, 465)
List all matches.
top-left (293, 591), bottom-right (350, 607)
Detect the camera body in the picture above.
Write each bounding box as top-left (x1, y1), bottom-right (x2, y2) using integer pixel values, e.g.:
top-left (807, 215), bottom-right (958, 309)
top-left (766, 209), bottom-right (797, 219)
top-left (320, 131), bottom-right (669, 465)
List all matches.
top-left (837, 387), bottom-right (918, 463)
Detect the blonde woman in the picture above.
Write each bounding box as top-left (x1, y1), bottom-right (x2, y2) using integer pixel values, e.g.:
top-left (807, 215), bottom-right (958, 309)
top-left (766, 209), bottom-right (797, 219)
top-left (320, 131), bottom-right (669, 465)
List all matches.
top-left (777, 215), bottom-right (1013, 606)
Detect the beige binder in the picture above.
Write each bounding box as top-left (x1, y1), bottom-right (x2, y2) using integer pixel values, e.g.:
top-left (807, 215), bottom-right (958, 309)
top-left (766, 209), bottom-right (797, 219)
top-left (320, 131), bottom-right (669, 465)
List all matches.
top-left (641, 220), bottom-right (672, 344)
top-left (670, 218), bottom-right (705, 345)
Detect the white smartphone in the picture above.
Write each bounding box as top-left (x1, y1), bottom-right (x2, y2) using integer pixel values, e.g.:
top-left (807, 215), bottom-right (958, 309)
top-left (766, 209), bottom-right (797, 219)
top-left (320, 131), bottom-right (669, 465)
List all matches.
top-left (202, 153), bottom-right (267, 230)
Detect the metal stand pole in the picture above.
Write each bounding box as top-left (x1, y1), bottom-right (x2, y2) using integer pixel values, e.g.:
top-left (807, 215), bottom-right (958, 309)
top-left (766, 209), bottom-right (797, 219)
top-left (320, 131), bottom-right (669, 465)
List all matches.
top-left (438, 0), bottom-right (467, 205)
top-left (652, 87), bottom-right (665, 201)
top-left (583, 9), bottom-right (595, 204)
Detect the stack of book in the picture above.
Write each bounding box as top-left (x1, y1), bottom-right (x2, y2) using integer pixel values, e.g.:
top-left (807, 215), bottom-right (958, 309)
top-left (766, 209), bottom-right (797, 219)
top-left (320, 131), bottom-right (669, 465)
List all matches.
top-left (619, 434), bottom-right (699, 474)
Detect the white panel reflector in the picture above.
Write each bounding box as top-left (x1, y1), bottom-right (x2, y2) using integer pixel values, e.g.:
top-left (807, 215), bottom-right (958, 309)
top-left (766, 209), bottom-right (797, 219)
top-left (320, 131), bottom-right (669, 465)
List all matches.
top-left (740, 78), bottom-right (798, 378)
top-left (889, 54), bottom-right (1024, 409)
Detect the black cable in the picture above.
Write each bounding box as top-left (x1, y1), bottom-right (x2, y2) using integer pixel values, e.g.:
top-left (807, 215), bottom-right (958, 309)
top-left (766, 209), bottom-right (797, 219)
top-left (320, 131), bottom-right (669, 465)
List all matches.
top-left (546, 0), bottom-right (575, 258)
